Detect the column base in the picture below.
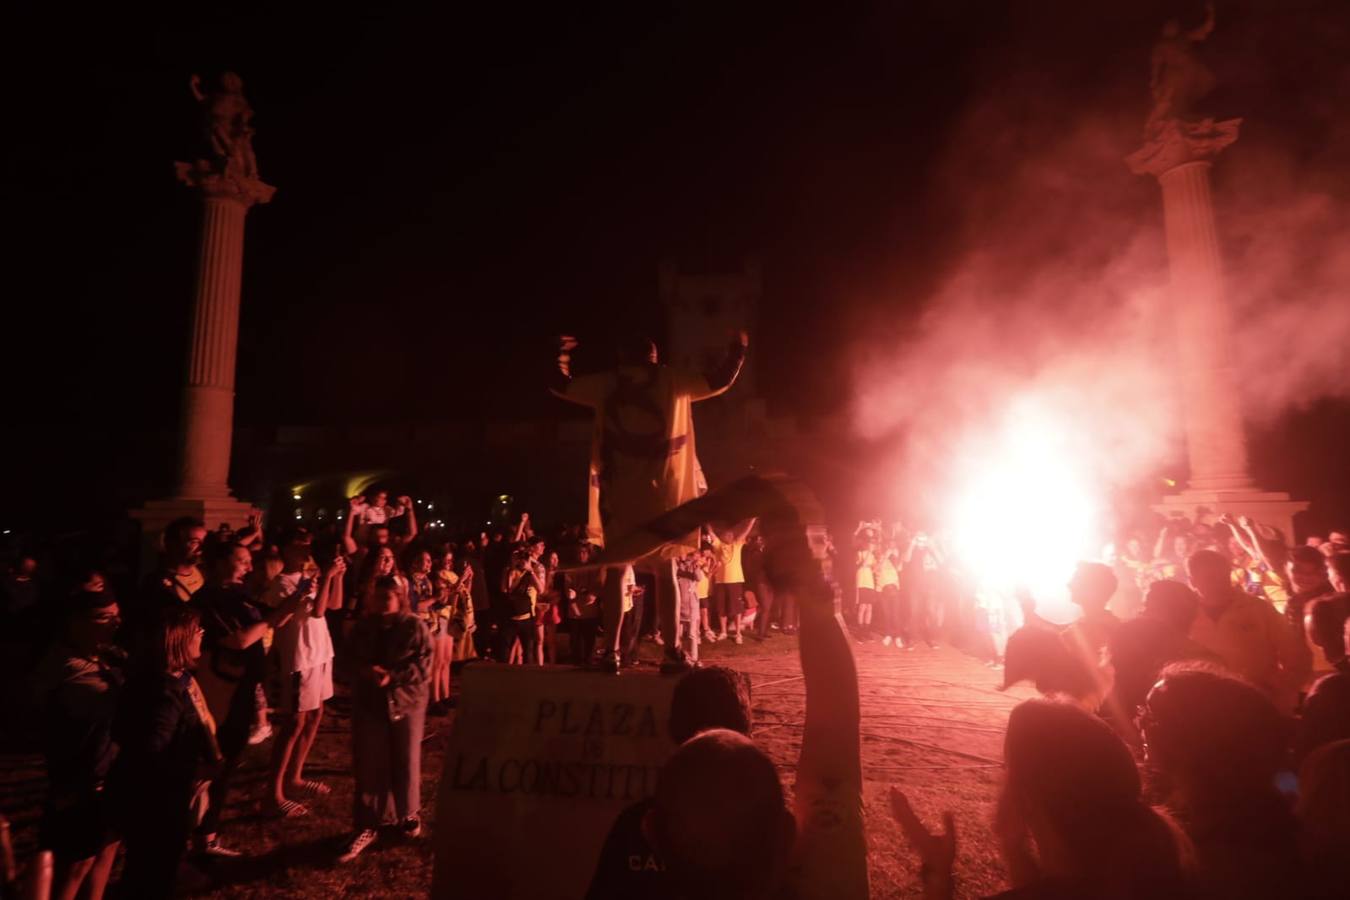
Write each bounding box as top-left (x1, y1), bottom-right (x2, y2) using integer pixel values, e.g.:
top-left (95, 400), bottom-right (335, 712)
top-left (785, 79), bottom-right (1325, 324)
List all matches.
top-left (129, 496), bottom-right (257, 575)
top-left (1154, 489), bottom-right (1310, 542)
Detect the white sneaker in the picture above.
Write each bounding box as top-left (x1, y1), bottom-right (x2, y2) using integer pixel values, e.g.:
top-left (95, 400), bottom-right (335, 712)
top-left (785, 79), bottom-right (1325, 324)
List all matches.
top-left (733, 632), bottom-right (744, 645)
top-left (881, 636), bottom-right (893, 647)
top-left (247, 722), bottom-right (273, 746)
top-left (652, 632), bottom-right (665, 646)
top-left (338, 828), bottom-right (378, 863)
top-left (704, 630), bottom-right (718, 643)
top-left (717, 631), bottom-right (729, 642)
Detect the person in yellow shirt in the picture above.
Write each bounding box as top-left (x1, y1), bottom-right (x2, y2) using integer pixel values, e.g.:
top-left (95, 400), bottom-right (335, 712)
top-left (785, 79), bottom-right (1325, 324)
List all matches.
top-left (549, 331), bottom-right (747, 674)
top-left (1186, 549), bottom-right (1311, 714)
top-left (709, 519), bottom-right (757, 645)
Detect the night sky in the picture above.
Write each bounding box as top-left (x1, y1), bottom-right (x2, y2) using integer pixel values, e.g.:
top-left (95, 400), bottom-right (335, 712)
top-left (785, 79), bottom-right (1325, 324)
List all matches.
top-left (7, 1), bottom-right (1350, 527)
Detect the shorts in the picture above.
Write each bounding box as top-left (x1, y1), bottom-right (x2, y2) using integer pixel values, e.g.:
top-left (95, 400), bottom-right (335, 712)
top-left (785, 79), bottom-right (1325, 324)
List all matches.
top-left (279, 660), bottom-right (334, 714)
top-left (40, 789), bottom-right (116, 859)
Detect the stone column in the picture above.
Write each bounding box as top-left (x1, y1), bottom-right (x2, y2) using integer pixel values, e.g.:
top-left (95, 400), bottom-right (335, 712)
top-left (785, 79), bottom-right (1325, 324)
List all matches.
top-left (131, 72), bottom-right (274, 553)
top-left (1128, 119), bottom-right (1307, 537)
top-left (175, 171), bottom-right (272, 498)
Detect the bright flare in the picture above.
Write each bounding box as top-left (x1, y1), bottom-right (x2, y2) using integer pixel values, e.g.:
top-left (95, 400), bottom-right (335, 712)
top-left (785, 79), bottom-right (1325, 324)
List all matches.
top-left (945, 400), bottom-right (1103, 624)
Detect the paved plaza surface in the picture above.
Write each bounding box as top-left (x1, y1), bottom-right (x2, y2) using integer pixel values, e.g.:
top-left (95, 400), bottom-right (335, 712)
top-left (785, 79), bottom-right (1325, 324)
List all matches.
top-left (3, 637), bottom-right (1031, 898)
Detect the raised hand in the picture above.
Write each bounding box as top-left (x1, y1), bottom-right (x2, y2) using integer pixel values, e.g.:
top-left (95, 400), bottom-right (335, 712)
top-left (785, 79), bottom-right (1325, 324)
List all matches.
top-left (889, 788), bottom-right (957, 879)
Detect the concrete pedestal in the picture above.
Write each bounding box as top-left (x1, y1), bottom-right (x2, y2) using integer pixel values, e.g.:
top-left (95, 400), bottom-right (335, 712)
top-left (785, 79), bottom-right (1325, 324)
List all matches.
top-left (1154, 489), bottom-right (1309, 545)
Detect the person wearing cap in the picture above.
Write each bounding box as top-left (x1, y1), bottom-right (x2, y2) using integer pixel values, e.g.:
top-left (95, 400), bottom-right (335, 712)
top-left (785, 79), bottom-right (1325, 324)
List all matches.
top-left (33, 588), bottom-right (124, 900)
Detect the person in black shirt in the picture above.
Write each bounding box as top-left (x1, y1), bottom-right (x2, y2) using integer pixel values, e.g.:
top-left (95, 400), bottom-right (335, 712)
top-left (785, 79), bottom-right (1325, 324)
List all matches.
top-left (34, 589), bottom-right (124, 900)
top-left (191, 541), bottom-right (302, 857)
top-left (585, 665), bottom-right (752, 900)
top-left (108, 605), bottom-right (221, 900)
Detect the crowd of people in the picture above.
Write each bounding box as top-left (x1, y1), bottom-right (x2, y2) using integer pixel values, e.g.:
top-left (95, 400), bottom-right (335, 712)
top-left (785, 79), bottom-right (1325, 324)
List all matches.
top-left (2, 489), bottom-right (1349, 899)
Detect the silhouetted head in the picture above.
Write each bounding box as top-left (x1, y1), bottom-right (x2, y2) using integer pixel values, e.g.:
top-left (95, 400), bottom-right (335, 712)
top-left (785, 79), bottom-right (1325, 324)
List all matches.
top-left (1185, 549), bottom-right (1233, 605)
top-left (616, 333), bottom-right (658, 366)
top-left (1288, 545), bottom-right (1331, 594)
top-left (1001, 699), bottom-right (1187, 889)
top-left (1140, 662), bottom-right (1288, 804)
top-left (1001, 626), bottom-right (1098, 701)
top-left (669, 666), bottom-right (752, 744)
top-left (1326, 553), bottom-right (1350, 594)
top-left (1142, 580), bottom-right (1199, 632)
top-left (644, 730), bottom-right (794, 899)
top-left (1069, 562), bottom-right (1117, 613)
top-left (164, 516), bottom-right (207, 568)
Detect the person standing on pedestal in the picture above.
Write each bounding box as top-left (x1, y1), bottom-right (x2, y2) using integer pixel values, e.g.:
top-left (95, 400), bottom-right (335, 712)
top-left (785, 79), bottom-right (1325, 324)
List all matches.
top-left (548, 330), bottom-right (748, 674)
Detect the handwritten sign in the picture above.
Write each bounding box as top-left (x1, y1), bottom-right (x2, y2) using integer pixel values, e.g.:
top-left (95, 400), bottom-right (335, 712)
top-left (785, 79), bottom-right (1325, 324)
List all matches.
top-left (432, 665), bottom-right (678, 899)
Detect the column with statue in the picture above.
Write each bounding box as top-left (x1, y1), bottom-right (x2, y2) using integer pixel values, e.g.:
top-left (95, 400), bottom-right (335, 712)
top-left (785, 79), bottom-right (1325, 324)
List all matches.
top-left (1126, 3), bottom-right (1306, 538)
top-left (132, 72), bottom-right (274, 543)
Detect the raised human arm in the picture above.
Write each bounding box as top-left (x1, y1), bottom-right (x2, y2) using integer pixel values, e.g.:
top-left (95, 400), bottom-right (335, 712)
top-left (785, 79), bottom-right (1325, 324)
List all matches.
top-left (688, 331), bottom-right (748, 402)
top-left (403, 503), bottom-right (418, 542)
top-left (342, 496), bottom-right (361, 555)
top-left (221, 591), bottom-right (303, 649)
top-left (1188, 1), bottom-right (1216, 42)
top-left (547, 335), bottom-right (601, 407)
top-left (732, 516), bottom-right (758, 544)
top-left (315, 558), bottom-right (346, 616)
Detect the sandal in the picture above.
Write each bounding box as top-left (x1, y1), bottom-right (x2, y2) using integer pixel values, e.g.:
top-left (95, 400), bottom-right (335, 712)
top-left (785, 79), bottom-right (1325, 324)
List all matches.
top-left (294, 779), bottom-right (331, 798)
top-left (265, 798), bottom-right (310, 819)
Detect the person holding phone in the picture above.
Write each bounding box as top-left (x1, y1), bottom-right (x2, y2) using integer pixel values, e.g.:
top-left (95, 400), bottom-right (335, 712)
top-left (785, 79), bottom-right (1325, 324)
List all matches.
top-left (259, 527), bottom-right (345, 818)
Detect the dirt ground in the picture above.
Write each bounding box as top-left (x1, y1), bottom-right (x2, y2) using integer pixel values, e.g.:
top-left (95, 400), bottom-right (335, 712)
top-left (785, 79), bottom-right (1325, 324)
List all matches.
top-left (2, 635), bottom-right (1032, 899)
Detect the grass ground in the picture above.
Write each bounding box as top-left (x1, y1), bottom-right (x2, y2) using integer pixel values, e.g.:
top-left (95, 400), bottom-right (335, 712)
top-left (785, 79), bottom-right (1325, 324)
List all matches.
top-left (2, 633), bottom-right (1030, 898)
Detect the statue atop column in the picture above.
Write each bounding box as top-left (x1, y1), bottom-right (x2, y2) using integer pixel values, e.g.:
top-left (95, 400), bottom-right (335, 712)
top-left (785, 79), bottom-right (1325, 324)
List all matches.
top-left (175, 71), bottom-right (274, 205)
top-left (1146, 1), bottom-right (1216, 132)
top-left (1127, 1), bottom-right (1240, 177)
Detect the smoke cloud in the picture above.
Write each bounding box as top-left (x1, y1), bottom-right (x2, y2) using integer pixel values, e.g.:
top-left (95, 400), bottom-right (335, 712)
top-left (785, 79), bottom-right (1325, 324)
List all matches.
top-left (851, 8), bottom-right (1350, 524)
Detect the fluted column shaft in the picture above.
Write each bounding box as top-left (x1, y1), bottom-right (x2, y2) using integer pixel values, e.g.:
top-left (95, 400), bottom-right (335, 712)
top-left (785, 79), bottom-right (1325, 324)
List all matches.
top-left (1157, 160), bottom-right (1252, 491)
top-left (178, 194), bottom-right (248, 497)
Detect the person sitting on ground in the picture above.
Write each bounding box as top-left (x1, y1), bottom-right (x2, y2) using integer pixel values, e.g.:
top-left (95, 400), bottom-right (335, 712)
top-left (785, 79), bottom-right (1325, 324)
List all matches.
top-left (893, 698), bottom-right (1192, 900)
top-left (1185, 549), bottom-right (1311, 713)
top-left (191, 541), bottom-right (304, 856)
top-left (258, 527), bottom-right (345, 817)
top-left (108, 606), bottom-right (221, 900)
top-left (585, 665), bottom-right (753, 899)
top-left (1296, 738), bottom-right (1350, 900)
top-left (33, 589), bottom-right (124, 900)
top-left (1139, 661), bottom-right (1300, 900)
top-left (338, 575), bottom-right (433, 863)
top-left (624, 519), bottom-right (867, 899)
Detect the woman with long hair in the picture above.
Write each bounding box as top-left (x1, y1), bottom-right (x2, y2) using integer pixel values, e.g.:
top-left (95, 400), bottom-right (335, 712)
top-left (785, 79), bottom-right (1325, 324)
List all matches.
top-left (535, 549), bottom-right (562, 665)
top-left (337, 575), bottom-right (432, 863)
top-left (109, 606), bottom-right (221, 899)
top-left (892, 698), bottom-right (1192, 899)
top-left (426, 549), bottom-right (457, 707)
top-left (1140, 661), bottom-right (1300, 900)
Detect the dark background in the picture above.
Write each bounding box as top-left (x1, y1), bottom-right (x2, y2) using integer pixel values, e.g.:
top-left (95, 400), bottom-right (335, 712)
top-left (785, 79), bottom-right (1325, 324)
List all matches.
top-left (5, 1), bottom-right (1349, 534)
